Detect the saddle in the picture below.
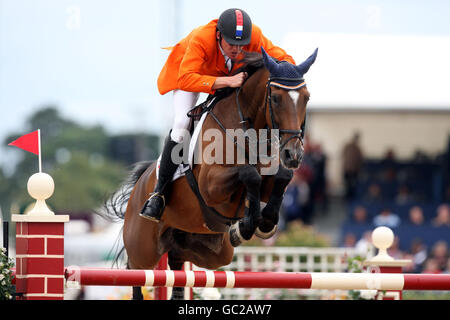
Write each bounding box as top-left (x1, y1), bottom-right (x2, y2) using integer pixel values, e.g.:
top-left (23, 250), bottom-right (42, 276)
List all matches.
top-left (155, 89), bottom-right (232, 181)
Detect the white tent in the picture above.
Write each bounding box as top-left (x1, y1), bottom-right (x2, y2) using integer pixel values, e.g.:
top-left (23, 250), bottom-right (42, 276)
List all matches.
top-left (282, 32), bottom-right (450, 110)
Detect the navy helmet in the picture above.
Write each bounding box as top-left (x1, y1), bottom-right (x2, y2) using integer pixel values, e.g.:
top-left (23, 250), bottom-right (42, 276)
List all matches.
top-left (217, 8), bottom-right (252, 46)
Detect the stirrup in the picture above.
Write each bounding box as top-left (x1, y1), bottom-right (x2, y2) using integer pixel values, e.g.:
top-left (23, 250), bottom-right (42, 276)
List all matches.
top-left (139, 192), bottom-right (166, 222)
top-left (149, 192), bottom-right (166, 206)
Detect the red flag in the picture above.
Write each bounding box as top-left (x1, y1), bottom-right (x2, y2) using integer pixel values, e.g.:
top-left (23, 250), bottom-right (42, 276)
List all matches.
top-left (8, 130), bottom-right (40, 155)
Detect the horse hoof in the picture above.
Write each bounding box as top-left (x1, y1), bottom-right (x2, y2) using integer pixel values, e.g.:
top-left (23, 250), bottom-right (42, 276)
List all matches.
top-left (229, 223), bottom-right (244, 247)
top-left (170, 287), bottom-right (185, 300)
top-left (255, 225), bottom-right (278, 239)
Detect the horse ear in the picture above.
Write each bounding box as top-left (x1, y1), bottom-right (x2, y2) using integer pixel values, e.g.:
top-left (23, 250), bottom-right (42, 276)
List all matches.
top-left (261, 47), bottom-right (280, 75)
top-left (296, 48), bottom-right (318, 76)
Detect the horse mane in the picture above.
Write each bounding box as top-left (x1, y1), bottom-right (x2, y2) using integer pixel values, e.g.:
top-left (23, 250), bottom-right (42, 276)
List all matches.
top-left (233, 51), bottom-right (265, 77)
top-left (210, 52), bottom-right (265, 99)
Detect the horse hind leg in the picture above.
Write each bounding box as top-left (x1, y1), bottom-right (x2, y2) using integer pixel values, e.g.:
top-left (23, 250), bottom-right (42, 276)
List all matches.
top-left (256, 165), bottom-right (293, 239)
top-left (127, 261), bottom-right (144, 300)
top-left (132, 286), bottom-right (144, 300)
top-left (229, 165), bottom-right (262, 247)
top-left (168, 251), bottom-right (185, 300)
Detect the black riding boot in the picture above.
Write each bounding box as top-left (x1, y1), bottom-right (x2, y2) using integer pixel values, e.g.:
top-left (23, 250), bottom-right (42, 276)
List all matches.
top-left (139, 135), bottom-right (179, 222)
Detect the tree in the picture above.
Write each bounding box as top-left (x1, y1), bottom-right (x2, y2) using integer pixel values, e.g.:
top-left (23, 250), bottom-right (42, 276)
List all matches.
top-left (1, 105), bottom-right (159, 217)
top-left (49, 152), bottom-right (125, 213)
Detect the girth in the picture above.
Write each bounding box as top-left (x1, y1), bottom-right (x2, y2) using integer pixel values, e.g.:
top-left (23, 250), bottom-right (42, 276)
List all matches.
top-left (184, 168), bottom-right (243, 233)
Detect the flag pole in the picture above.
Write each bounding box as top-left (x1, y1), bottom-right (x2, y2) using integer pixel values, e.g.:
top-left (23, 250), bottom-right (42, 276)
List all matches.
top-left (38, 129), bottom-right (42, 172)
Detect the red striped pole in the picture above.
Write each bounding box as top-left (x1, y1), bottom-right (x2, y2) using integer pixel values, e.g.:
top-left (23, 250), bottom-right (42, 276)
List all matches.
top-left (63, 268), bottom-right (450, 291)
top-left (403, 274), bottom-right (450, 291)
top-left (154, 253), bottom-right (168, 300)
top-left (183, 261), bottom-right (194, 300)
top-left (152, 254), bottom-right (193, 300)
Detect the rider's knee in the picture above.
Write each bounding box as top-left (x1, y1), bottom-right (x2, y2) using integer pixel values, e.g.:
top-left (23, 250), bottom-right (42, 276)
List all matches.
top-left (170, 128), bottom-right (190, 144)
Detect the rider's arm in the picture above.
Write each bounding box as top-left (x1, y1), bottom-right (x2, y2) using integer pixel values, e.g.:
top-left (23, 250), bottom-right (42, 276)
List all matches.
top-left (178, 38), bottom-right (247, 92)
top-left (211, 77), bottom-right (231, 90)
top-left (212, 73), bottom-right (247, 90)
top-left (177, 39), bottom-right (218, 93)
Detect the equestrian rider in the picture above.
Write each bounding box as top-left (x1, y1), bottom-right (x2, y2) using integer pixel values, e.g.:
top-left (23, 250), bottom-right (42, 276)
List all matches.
top-left (140, 8), bottom-right (296, 222)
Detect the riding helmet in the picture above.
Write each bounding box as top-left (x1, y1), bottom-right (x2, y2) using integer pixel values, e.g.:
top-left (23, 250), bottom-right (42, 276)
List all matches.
top-left (217, 8), bottom-right (252, 46)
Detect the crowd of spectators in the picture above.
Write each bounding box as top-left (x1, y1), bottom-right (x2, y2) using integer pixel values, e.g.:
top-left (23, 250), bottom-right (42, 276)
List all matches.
top-left (276, 131), bottom-right (449, 275)
top-left (279, 135), bottom-right (327, 229)
top-left (340, 133), bottom-right (450, 274)
top-left (348, 203), bottom-right (450, 228)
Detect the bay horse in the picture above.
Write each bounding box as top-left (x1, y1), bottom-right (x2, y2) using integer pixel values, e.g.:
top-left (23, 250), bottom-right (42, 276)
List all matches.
top-left (106, 47), bottom-right (318, 299)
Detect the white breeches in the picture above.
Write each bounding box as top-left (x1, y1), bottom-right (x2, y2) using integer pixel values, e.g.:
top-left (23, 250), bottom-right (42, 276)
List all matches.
top-left (170, 89), bottom-right (200, 143)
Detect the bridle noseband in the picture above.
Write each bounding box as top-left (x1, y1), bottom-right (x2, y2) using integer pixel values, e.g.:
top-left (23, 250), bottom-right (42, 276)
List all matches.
top-left (264, 77), bottom-right (306, 150)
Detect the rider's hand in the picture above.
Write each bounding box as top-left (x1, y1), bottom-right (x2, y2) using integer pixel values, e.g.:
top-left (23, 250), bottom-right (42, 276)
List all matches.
top-left (227, 72), bottom-right (248, 88)
top-left (212, 72), bottom-right (248, 90)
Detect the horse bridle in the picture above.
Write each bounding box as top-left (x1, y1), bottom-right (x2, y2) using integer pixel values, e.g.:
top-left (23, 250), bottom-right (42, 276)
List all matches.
top-left (207, 76), bottom-right (307, 159)
top-left (264, 77), bottom-right (306, 150)
top-left (233, 76), bottom-right (306, 151)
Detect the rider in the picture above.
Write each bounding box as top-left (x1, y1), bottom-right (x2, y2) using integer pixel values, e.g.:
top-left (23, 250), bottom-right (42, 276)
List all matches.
top-left (140, 8), bottom-right (296, 222)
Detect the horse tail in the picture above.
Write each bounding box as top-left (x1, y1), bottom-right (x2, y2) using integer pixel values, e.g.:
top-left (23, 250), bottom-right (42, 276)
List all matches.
top-left (101, 160), bottom-right (153, 222)
top-left (96, 161), bottom-right (153, 268)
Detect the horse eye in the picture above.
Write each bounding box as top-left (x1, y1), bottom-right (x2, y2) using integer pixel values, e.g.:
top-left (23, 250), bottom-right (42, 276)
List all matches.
top-left (271, 94), bottom-right (281, 105)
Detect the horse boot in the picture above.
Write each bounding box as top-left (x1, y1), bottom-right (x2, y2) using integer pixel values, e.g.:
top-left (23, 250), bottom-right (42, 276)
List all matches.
top-left (139, 135), bottom-right (179, 222)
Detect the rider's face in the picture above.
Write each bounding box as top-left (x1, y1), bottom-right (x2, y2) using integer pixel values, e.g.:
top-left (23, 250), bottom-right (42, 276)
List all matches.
top-left (217, 31), bottom-right (243, 60)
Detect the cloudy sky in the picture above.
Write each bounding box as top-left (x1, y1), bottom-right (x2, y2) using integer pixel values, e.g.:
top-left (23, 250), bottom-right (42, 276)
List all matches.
top-left (1, 0), bottom-right (450, 169)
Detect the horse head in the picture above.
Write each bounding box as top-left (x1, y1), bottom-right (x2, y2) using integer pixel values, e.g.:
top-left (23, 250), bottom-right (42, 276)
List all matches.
top-left (261, 47), bottom-right (318, 169)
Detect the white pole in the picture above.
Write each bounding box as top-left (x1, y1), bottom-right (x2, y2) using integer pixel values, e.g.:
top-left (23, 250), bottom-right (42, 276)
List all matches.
top-left (38, 129), bottom-right (42, 172)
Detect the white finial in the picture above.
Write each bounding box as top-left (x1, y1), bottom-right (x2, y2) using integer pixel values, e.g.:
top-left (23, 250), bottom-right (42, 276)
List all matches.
top-left (26, 172), bottom-right (55, 216)
top-left (370, 226), bottom-right (394, 261)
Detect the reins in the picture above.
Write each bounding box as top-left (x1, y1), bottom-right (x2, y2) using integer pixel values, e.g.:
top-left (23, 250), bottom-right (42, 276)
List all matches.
top-left (186, 73), bottom-right (307, 162)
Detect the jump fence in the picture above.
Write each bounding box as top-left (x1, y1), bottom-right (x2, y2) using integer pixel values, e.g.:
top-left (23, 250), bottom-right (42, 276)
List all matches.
top-left (64, 267), bottom-right (450, 291)
top-left (8, 212), bottom-right (450, 300)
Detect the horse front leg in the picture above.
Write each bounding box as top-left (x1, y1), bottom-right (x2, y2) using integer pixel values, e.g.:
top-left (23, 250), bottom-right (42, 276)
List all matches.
top-left (255, 165), bottom-right (293, 239)
top-left (229, 165), bottom-right (262, 247)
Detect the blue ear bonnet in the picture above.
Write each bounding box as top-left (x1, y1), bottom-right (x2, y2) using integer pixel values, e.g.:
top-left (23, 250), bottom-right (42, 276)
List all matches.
top-left (261, 47), bottom-right (318, 89)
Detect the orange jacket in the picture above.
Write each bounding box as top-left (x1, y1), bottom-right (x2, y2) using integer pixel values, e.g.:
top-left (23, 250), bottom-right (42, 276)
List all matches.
top-left (157, 19), bottom-right (295, 95)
